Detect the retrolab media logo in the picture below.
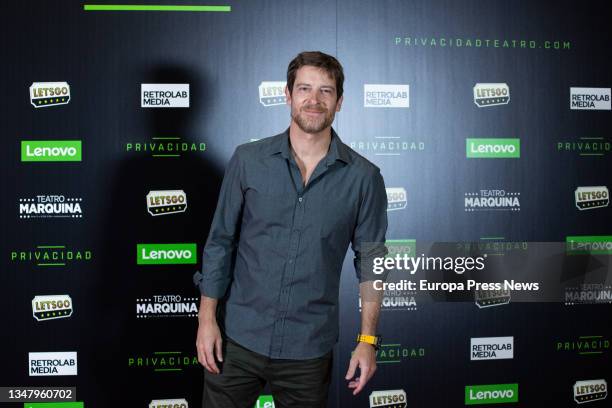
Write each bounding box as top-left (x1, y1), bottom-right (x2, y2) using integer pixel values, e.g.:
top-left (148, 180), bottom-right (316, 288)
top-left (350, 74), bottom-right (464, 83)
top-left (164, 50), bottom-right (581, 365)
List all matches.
top-left (364, 84), bottom-right (409, 108)
top-left (141, 84), bottom-right (189, 108)
top-left (30, 82), bottom-right (70, 108)
top-left (29, 351), bottom-right (77, 376)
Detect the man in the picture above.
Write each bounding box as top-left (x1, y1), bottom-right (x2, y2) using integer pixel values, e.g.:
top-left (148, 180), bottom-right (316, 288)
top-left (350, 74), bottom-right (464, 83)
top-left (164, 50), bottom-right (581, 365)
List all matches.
top-left (193, 51), bottom-right (388, 408)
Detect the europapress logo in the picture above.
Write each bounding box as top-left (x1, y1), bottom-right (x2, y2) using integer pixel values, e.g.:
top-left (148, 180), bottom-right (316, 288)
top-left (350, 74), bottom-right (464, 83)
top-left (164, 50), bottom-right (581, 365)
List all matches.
top-left (575, 186), bottom-right (609, 210)
top-left (364, 84), bottom-right (409, 108)
top-left (32, 295), bottom-right (73, 322)
top-left (136, 295), bottom-right (198, 319)
top-left (137, 243), bottom-right (197, 265)
top-left (386, 188), bottom-right (407, 211)
top-left (574, 379), bottom-right (607, 404)
top-left (465, 383), bottom-right (518, 405)
top-left (147, 190), bottom-right (187, 216)
top-left (466, 138), bottom-right (520, 158)
top-left (19, 195), bottom-right (83, 219)
top-left (473, 83), bottom-right (510, 107)
top-left (30, 82), bottom-right (70, 108)
top-left (150, 399), bottom-right (188, 408)
top-left (259, 81), bottom-right (286, 106)
top-left (464, 190), bottom-right (520, 212)
top-left (141, 84), bottom-right (189, 108)
top-left (10, 245), bottom-right (92, 268)
top-left (369, 389), bottom-right (407, 408)
top-left (21, 140), bottom-right (82, 162)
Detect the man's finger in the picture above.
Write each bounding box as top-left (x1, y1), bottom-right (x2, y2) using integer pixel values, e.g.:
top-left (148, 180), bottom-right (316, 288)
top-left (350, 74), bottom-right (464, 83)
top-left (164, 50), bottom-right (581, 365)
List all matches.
top-left (215, 337), bottom-right (224, 362)
top-left (353, 364), bottom-right (369, 395)
top-left (204, 343), bottom-right (219, 374)
top-left (197, 343), bottom-right (211, 372)
top-left (345, 357), bottom-right (358, 380)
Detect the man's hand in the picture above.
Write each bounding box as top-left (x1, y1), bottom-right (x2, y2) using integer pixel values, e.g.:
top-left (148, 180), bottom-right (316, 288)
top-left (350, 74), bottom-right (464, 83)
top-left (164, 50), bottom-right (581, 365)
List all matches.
top-left (196, 318), bottom-right (223, 374)
top-left (345, 342), bottom-right (377, 395)
top-left (196, 296), bottom-right (223, 374)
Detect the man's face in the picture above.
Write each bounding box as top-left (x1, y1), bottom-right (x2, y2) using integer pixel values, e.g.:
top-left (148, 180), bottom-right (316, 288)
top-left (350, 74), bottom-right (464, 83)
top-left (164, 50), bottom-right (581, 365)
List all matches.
top-left (286, 65), bottom-right (343, 134)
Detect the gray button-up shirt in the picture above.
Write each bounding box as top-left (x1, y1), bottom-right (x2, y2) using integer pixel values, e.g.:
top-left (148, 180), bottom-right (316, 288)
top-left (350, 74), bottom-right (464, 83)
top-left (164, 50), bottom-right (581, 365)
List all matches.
top-left (193, 127), bottom-right (388, 359)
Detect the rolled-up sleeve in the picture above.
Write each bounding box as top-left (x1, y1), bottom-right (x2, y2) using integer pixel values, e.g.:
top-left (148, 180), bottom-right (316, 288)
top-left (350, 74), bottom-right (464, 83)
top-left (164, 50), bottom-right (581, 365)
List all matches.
top-left (351, 167), bottom-right (389, 283)
top-left (193, 146), bottom-right (245, 298)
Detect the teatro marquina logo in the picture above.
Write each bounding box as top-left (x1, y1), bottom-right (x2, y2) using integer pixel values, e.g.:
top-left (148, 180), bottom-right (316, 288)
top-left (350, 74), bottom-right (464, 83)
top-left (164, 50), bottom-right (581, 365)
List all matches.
top-left (141, 84), bottom-right (189, 108)
top-left (30, 82), bottom-right (70, 108)
top-left (364, 84), bottom-right (409, 108)
top-left (19, 195), bottom-right (83, 219)
top-left (473, 83), bottom-right (510, 107)
top-left (570, 88), bottom-right (611, 110)
top-left (565, 283), bottom-right (612, 306)
top-left (466, 138), bottom-right (520, 158)
top-left (471, 336), bottom-right (513, 361)
top-left (29, 352), bottom-right (77, 376)
top-left (465, 190), bottom-right (520, 212)
top-left (32, 295), bottom-right (73, 322)
top-left (136, 295), bottom-right (198, 319)
top-left (150, 399), bottom-right (188, 408)
top-left (10, 245), bottom-right (92, 268)
top-left (369, 389), bottom-right (407, 408)
top-left (147, 190), bottom-right (187, 216)
top-left (21, 140), bottom-right (82, 162)
top-left (575, 186), bottom-right (609, 210)
top-left (128, 351), bottom-right (198, 372)
top-left (574, 379), bottom-right (607, 404)
top-left (386, 188), bottom-right (407, 211)
top-left (137, 243), bottom-right (197, 265)
top-left (259, 81), bottom-right (286, 106)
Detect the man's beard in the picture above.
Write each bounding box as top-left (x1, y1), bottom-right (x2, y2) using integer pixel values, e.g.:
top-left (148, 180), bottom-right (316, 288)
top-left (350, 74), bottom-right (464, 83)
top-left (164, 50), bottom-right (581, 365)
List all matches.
top-left (291, 104), bottom-right (335, 134)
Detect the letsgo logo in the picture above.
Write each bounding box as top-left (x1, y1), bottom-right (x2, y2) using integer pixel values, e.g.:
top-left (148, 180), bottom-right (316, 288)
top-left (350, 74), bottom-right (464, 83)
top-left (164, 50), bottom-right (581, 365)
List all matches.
top-left (29, 352), bottom-right (77, 376)
top-left (30, 82), bottom-right (70, 108)
top-left (466, 138), bottom-right (520, 158)
top-left (369, 389), bottom-right (407, 408)
top-left (566, 235), bottom-right (612, 255)
top-left (19, 195), bottom-right (83, 219)
top-left (21, 141), bottom-right (82, 162)
top-left (259, 81), bottom-right (286, 106)
top-left (470, 337), bottom-right (513, 360)
top-left (473, 83), bottom-right (510, 107)
top-left (570, 88), bottom-right (611, 110)
top-left (574, 379), bottom-right (607, 404)
top-left (465, 383), bottom-right (518, 405)
top-left (575, 186), bottom-right (609, 210)
top-left (141, 84), bottom-right (189, 108)
top-left (475, 289), bottom-right (511, 308)
top-left (386, 188), bottom-right (407, 211)
top-left (254, 395), bottom-right (275, 408)
top-left (147, 190), bottom-right (187, 216)
top-left (32, 295), bottom-right (73, 322)
top-left (149, 399), bottom-right (188, 408)
top-left (137, 243), bottom-right (197, 265)
top-left (364, 84), bottom-right (409, 108)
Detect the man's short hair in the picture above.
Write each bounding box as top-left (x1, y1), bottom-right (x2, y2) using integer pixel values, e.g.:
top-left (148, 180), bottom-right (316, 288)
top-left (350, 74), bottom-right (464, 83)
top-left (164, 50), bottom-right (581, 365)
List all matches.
top-left (287, 51), bottom-right (344, 99)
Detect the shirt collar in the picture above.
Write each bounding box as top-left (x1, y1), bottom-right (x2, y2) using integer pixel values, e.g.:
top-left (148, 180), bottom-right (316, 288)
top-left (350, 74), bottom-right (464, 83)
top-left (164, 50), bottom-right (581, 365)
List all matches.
top-left (270, 127), bottom-right (351, 165)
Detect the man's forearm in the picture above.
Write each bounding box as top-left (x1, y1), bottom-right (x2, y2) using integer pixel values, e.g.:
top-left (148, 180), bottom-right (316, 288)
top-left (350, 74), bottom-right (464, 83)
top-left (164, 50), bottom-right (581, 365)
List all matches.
top-left (198, 295), bottom-right (218, 323)
top-left (359, 281), bottom-right (383, 335)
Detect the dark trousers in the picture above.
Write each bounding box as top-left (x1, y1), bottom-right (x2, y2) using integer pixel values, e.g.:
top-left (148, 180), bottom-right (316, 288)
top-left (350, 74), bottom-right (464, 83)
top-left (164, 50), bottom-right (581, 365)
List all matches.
top-left (202, 337), bottom-right (333, 408)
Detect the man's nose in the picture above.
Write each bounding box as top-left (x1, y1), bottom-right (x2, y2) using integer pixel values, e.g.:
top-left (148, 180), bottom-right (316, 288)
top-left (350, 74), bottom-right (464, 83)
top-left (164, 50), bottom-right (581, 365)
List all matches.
top-left (307, 89), bottom-right (321, 104)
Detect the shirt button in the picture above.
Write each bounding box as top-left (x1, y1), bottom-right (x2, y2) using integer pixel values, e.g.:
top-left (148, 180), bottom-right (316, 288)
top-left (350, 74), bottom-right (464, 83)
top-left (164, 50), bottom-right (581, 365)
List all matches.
top-left (288, 259), bottom-right (293, 264)
top-left (298, 197), bottom-right (303, 202)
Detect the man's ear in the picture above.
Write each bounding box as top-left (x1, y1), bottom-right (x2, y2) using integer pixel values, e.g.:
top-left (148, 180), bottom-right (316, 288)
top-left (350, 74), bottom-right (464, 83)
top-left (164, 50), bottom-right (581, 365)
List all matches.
top-left (285, 85), bottom-right (291, 105)
top-left (335, 94), bottom-right (344, 112)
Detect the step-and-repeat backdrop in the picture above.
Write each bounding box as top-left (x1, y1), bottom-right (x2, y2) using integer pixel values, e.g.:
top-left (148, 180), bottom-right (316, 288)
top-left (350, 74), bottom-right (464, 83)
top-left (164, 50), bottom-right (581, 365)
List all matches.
top-left (1, 0), bottom-right (611, 407)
